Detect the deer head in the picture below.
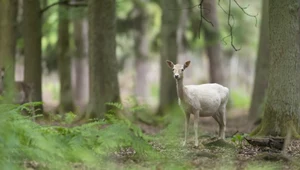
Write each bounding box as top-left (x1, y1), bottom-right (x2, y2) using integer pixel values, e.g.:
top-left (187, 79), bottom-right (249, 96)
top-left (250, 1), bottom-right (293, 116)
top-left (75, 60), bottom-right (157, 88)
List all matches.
top-left (166, 60), bottom-right (191, 80)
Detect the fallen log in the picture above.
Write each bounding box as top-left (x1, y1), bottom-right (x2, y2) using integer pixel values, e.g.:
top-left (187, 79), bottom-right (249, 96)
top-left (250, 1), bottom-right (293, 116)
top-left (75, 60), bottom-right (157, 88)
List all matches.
top-left (244, 137), bottom-right (285, 150)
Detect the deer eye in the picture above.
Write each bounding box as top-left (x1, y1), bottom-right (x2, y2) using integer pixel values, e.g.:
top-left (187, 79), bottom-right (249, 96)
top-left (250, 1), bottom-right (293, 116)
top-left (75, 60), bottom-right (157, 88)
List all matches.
top-left (181, 69), bottom-right (184, 71)
top-left (172, 68), bottom-right (174, 71)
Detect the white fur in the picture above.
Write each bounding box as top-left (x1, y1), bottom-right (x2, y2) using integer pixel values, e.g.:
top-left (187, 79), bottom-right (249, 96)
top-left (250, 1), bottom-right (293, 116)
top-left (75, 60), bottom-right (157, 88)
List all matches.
top-left (180, 83), bottom-right (229, 147)
top-left (183, 84), bottom-right (229, 116)
top-left (166, 60), bottom-right (229, 147)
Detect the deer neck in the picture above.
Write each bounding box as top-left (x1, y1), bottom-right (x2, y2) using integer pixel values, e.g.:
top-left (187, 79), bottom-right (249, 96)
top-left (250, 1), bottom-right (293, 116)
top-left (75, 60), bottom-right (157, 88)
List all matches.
top-left (176, 78), bottom-right (185, 101)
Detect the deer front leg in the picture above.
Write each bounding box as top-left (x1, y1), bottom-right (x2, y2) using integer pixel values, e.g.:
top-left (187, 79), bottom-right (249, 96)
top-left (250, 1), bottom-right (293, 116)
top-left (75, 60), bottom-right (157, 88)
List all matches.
top-left (183, 112), bottom-right (190, 146)
top-left (194, 110), bottom-right (199, 147)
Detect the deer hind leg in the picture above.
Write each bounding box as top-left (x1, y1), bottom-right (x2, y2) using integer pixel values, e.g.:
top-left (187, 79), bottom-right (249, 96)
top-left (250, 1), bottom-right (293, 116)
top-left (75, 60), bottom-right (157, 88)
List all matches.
top-left (212, 114), bottom-right (222, 138)
top-left (218, 105), bottom-right (226, 139)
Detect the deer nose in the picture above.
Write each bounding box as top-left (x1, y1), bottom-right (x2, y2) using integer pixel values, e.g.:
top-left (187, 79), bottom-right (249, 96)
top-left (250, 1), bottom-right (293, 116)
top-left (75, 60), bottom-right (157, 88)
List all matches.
top-left (174, 74), bottom-right (179, 79)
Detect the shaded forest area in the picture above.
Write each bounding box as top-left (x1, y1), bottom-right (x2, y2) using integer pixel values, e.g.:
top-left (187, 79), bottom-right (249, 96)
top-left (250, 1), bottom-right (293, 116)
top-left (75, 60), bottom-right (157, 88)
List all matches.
top-left (1, 0), bottom-right (300, 169)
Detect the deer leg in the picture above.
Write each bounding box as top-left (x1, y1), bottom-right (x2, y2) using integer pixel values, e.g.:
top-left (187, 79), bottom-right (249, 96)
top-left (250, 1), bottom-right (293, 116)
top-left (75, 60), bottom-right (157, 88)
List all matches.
top-left (194, 110), bottom-right (199, 147)
top-left (218, 106), bottom-right (226, 139)
top-left (183, 112), bottom-right (190, 146)
top-left (213, 114), bottom-right (222, 138)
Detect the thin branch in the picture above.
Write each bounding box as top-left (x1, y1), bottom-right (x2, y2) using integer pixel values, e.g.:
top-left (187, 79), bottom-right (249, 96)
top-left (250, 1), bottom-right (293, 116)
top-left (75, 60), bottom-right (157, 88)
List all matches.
top-left (233, 0), bottom-right (258, 27)
top-left (40, 0), bottom-right (87, 14)
top-left (199, 0), bottom-right (214, 27)
top-left (167, 4), bottom-right (210, 12)
top-left (218, 0), bottom-right (236, 46)
top-left (221, 34), bottom-right (231, 45)
top-left (218, 0), bottom-right (234, 22)
top-left (227, 0), bottom-right (241, 51)
top-left (197, 0), bottom-right (214, 39)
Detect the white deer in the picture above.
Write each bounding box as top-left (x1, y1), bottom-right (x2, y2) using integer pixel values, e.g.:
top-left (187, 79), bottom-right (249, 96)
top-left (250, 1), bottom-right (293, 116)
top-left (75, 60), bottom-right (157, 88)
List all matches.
top-left (166, 60), bottom-right (229, 147)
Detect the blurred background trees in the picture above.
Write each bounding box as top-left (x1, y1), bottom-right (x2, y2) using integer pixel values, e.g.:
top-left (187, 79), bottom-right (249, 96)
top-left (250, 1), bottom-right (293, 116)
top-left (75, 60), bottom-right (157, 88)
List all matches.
top-left (0, 0), bottom-right (262, 120)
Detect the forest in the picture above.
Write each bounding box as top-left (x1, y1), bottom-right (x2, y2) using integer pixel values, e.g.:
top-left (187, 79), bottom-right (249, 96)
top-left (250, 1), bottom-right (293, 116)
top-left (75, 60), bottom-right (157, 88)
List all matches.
top-left (0, 0), bottom-right (300, 169)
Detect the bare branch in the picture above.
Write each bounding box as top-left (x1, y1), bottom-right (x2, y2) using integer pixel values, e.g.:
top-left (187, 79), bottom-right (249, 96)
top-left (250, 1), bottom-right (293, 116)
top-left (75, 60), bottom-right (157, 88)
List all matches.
top-left (199, 0), bottom-right (214, 27)
top-left (40, 0), bottom-right (87, 14)
top-left (218, 0), bottom-right (234, 22)
top-left (227, 0), bottom-right (241, 51)
top-left (221, 34), bottom-right (231, 45)
top-left (196, 0), bottom-right (214, 39)
top-left (233, 0), bottom-right (258, 26)
top-left (167, 4), bottom-right (211, 12)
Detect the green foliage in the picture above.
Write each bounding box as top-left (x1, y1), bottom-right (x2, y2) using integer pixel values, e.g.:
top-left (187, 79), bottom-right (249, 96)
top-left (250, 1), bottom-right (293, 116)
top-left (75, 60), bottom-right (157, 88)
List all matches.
top-left (0, 102), bottom-right (156, 169)
top-left (231, 133), bottom-right (248, 148)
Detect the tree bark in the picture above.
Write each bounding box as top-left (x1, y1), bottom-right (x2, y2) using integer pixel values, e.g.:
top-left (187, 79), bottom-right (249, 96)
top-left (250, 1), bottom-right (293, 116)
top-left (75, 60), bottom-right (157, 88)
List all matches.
top-left (57, 0), bottom-right (74, 113)
top-left (252, 0), bottom-right (300, 137)
top-left (202, 0), bottom-right (225, 85)
top-left (132, 0), bottom-right (149, 104)
top-left (157, 0), bottom-right (179, 115)
top-left (248, 0), bottom-right (269, 123)
top-left (87, 0), bottom-right (120, 119)
top-left (23, 0), bottom-right (43, 113)
top-left (0, 0), bottom-right (18, 102)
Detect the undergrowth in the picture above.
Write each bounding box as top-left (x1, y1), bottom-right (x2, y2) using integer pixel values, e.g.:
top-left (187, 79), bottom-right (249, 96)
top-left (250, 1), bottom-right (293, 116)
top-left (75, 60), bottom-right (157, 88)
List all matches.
top-left (0, 102), bottom-right (158, 169)
top-left (0, 101), bottom-right (289, 170)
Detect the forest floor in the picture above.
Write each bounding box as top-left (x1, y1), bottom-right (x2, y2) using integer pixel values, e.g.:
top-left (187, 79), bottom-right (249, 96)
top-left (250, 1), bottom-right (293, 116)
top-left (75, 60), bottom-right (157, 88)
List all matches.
top-left (126, 109), bottom-right (300, 170)
top-left (31, 108), bottom-right (300, 170)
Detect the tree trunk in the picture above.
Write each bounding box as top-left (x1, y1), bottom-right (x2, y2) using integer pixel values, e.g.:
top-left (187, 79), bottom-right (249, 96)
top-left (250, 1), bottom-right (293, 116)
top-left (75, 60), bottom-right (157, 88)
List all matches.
top-left (248, 0), bottom-right (269, 123)
top-left (133, 0), bottom-right (149, 104)
top-left (0, 0), bottom-right (18, 102)
top-left (157, 0), bottom-right (179, 115)
top-left (252, 0), bottom-right (300, 137)
top-left (23, 0), bottom-right (43, 113)
top-left (73, 18), bottom-right (88, 106)
top-left (87, 0), bottom-right (120, 119)
top-left (57, 0), bottom-right (74, 113)
top-left (202, 0), bottom-right (225, 85)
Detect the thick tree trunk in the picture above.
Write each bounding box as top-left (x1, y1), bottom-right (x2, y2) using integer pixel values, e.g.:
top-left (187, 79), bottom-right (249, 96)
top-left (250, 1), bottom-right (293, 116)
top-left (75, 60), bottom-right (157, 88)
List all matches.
top-left (87, 0), bottom-right (120, 119)
top-left (157, 0), bottom-right (179, 115)
top-left (0, 0), bottom-right (18, 102)
top-left (202, 0), bottom-right (224, 85)
top-left (57, 0), bottom-right (74, 113)
top-left (248, 0), bottom-right (269, 123)
top-left (252, 0), bottom-right (300, 137)
top-left (133, 0), bottom-right (149, 104)
top-left (73, 18), bottom-right (88, 106)
top-left (23, 0), bottom-right (43, 113)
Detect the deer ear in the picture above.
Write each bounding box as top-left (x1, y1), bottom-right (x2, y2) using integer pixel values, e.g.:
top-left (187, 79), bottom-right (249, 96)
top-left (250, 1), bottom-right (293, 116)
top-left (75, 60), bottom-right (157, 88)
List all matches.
top-left (184, 61), bottom-right (191, 69)
top-left (166, 60), bottom-right (174, 69)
